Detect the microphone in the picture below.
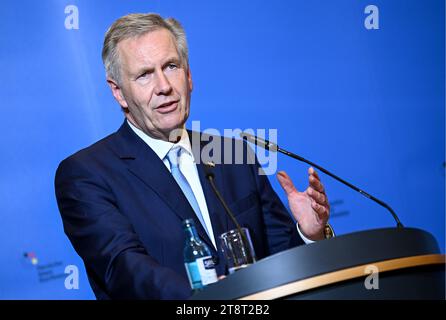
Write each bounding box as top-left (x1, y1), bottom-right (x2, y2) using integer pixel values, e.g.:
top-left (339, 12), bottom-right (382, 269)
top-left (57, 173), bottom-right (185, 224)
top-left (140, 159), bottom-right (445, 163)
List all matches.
top-left (203, 162), bottom-right (255, 261)
top-left (240, 132), bottom-right (404, 228)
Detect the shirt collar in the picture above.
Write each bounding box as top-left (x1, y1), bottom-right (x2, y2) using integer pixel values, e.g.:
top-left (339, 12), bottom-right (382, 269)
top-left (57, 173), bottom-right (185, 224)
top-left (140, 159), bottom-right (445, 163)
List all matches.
top-left (127, 120), bottom-right (193, 161)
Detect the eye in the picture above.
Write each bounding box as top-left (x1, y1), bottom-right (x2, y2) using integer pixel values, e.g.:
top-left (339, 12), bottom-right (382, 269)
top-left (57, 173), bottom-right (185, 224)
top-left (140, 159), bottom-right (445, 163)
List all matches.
top-left (167, 63), bottom-right (178, 70)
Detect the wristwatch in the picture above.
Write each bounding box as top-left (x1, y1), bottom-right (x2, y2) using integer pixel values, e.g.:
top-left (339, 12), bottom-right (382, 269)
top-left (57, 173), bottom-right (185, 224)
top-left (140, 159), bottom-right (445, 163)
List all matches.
top-left (324, 224), bottom-right (335, 239)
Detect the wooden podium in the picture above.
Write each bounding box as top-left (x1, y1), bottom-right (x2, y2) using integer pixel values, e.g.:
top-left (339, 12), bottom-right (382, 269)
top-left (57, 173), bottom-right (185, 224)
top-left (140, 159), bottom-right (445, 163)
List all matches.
top-left (191, 228), bottom-right (445, 300)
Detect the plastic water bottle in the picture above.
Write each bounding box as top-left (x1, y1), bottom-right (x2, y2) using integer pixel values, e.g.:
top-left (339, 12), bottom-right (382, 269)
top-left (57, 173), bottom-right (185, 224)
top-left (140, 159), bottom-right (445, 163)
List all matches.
top-left (183, 219), bottom-right (218, 290)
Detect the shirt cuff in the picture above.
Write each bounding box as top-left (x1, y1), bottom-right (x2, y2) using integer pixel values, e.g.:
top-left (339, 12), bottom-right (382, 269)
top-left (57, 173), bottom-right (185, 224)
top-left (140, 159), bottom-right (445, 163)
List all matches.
top-left (296, 223), bottom-right (315, 244)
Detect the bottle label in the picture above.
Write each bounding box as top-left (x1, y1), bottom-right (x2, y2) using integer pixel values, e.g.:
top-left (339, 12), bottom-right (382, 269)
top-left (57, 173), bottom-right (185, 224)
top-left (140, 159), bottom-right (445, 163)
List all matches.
top-left (196, 256), bottom-right (218, 286)
top-left (185, 256), bottom-right (218, 288)
top-left (184, 261), bottom-right (203, 289)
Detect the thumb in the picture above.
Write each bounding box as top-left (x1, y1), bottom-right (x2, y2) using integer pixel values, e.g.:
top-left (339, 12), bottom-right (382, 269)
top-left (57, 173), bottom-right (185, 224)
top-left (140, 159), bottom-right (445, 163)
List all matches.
top-left (277, 171), bottom-right (299, 196)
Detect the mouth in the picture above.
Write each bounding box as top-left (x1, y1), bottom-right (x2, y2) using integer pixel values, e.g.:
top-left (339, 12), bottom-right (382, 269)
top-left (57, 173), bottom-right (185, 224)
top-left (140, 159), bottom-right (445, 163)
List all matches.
top-left (155, 100), bottom-right (179, 114)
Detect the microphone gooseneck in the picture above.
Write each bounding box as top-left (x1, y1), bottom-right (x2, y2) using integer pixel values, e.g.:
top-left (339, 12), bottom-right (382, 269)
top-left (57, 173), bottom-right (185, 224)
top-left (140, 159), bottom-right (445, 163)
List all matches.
top-left (240, 132), bottom-right (404, 228)
top-left (203, 163), bottom-right (255, 261)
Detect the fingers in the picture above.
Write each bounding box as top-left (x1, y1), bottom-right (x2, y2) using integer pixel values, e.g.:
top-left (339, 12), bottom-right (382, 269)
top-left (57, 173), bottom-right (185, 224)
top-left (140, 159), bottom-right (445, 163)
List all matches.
top-left (277, 171), bottom-right (299, 196)
top-left (311, 200), bottom-right (329, 221)
top-left (308, 167), bottom-right (324, 193)
top-left (308, 166), bottom-right (319, 179)
top-left (307, 167), bottom-right (330, 212)
top-left (307, 187), bottom-right (327, 206)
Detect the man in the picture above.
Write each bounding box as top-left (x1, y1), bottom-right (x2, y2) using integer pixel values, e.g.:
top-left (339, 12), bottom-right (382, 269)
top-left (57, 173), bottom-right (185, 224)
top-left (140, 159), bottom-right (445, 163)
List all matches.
top-left (55, 13), bottom-right (332, 300)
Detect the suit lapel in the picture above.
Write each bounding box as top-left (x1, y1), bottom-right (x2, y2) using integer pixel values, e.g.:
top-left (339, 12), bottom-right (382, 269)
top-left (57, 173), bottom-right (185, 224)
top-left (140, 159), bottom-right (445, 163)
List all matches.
top-left (112, 121), bottom-right (214, 249)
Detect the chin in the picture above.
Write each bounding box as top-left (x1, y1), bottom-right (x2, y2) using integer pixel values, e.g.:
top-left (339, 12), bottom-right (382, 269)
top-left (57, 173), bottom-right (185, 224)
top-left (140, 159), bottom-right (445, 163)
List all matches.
top-left (159, 116), bottom-right (186, 134)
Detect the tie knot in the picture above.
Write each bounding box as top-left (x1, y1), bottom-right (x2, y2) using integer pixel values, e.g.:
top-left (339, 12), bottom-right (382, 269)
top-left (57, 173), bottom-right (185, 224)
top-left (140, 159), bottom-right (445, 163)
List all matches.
top-left (166, 147), bottom-right (182, 169)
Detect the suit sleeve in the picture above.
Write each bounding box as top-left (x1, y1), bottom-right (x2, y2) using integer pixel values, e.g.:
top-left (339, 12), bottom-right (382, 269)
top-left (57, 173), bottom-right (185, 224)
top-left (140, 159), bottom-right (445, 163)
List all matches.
top-left (245, 142), bottom-right (305, 255)
top-left (54, 157), bottom-right (191, 300)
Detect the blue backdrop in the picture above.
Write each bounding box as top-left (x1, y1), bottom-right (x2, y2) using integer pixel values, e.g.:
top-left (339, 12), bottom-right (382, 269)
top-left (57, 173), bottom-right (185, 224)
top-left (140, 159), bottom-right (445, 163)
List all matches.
top-left (0, 0), bottom-right (444, 299)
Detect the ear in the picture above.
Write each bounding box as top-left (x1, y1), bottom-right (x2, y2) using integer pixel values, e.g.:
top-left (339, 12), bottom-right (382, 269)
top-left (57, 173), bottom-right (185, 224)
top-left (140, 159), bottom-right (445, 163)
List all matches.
top-left (107, 78), bottom-right (128, 109)
top-left (187, 68), bottom-right (193, 92)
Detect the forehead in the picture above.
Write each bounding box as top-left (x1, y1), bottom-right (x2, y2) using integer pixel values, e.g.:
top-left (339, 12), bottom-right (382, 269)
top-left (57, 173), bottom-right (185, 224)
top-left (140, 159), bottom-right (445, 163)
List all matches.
top-left (118, 28), bottom-right (180, 70)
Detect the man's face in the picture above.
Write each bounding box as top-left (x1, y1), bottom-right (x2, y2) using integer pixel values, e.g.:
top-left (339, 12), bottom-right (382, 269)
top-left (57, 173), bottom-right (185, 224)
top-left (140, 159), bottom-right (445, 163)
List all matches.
top-left (109, 28), bottom-right (193, 141)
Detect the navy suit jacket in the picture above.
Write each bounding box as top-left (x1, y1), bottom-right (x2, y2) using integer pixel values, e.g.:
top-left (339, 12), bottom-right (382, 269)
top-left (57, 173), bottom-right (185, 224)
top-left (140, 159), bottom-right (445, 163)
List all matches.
top-left (55, 121), bottom-right (304, 299)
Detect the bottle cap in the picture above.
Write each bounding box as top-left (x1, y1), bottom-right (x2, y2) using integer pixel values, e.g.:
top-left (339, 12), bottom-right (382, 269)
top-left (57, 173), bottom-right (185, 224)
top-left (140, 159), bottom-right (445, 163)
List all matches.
top-left (183, 219), bottom-right (195, 227)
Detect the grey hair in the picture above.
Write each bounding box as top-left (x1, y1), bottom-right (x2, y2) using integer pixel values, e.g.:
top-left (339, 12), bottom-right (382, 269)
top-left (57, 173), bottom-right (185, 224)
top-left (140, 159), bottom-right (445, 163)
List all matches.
top-left (102, 13), bottom-right (189, 84)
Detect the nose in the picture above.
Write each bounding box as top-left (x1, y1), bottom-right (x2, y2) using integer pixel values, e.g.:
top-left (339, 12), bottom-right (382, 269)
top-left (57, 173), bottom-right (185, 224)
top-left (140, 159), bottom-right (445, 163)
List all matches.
top-left (154, 70), bottom-right (173, 96)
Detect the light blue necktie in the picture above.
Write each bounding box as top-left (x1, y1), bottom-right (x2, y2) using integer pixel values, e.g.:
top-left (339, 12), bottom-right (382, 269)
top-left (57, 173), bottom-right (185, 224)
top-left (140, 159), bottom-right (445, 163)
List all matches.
top-left (166, 147), bottom-right (210, 237)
